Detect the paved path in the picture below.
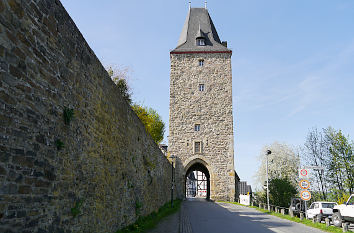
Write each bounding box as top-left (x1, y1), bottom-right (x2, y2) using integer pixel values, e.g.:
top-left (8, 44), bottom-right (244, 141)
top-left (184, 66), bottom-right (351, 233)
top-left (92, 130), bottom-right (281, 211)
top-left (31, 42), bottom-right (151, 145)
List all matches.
top-left (146, 210), bottom-right (179, 233)
top-left (149, 198), bottom-right (327, 233)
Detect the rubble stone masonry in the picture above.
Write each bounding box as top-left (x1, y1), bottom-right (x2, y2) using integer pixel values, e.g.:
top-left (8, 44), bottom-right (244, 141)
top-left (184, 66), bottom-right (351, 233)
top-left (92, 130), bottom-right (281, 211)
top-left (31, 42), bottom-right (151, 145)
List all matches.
top-left (169, 52), bottom-right (235, 201)
top-left (0, 0), bottom-right (172, 232)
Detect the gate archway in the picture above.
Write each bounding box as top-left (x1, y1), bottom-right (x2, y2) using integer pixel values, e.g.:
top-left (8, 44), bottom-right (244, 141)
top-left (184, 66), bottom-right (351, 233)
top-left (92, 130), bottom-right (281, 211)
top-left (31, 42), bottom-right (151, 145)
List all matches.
top-left (184, 160), bottom-right (210, 200)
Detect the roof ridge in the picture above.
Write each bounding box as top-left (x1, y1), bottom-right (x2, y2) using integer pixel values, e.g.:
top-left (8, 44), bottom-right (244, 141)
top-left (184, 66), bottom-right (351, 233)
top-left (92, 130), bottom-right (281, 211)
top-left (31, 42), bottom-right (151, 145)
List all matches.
top-left (176, 7), bottom-right (191, 48)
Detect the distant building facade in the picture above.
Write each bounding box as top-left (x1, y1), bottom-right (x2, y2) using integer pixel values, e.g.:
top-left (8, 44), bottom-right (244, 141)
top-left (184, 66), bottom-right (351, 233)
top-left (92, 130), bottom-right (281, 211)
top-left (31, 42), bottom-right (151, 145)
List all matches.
top-left (169, 6), bottom-right (236, 201)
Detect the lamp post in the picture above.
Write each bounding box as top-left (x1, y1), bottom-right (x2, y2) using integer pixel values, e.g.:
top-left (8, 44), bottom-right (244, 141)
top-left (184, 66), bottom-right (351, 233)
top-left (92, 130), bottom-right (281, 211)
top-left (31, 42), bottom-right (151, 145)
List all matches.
top-left (266, 150), bottom-right (271, 211)
top-left (169, 155), bottom-right (176, 208)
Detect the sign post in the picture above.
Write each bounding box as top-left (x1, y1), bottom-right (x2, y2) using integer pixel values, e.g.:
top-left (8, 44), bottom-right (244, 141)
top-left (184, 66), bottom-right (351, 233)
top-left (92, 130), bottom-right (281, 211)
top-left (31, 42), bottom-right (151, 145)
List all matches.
top-left (299, 169), bottom-right (311, 216)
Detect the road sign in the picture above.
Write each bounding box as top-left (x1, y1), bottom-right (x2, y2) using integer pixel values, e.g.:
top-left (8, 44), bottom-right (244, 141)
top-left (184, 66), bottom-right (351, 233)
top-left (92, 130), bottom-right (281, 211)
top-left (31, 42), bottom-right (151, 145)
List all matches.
top-left (300, 190), bottom-right (311, 201)
top-left (305, 166), bottom-right (324, 170)
top-left (299, 169), bottom-right (309, 179)
top-left (299, 179), bottom-right (310, 189)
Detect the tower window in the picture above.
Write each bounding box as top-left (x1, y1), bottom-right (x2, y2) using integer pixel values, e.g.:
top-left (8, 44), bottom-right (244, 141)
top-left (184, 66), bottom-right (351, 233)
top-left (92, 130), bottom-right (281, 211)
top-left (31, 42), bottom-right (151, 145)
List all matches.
top-left (199, 84), bottom-right (205, 91)
top-left (194, 142), bottom-right (202, 153)
top-left (196, 38), bottom-right (205, 46)
top-left (199, 60), bottom-right (204, 67)
top-left (195, 124), bottom-right (200, 131)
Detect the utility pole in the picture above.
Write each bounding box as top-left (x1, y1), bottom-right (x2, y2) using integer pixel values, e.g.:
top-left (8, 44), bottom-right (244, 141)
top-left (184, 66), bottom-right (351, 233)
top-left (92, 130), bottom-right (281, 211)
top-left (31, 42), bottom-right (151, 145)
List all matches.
top-left (266, 150), bottom-right (271, 211)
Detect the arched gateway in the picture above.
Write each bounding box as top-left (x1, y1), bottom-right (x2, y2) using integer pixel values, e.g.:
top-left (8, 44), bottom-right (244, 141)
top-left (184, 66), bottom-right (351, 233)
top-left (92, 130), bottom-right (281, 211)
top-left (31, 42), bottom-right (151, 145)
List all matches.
top-left (169, 6), bottom-right (236, 201)
top-left (184, 158), bottom-right (211, 199)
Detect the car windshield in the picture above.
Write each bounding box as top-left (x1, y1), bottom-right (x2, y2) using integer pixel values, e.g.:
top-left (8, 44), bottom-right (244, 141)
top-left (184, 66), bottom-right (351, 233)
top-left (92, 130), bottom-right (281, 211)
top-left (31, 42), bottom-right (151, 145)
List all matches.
top-left (348, 197), bottom-right (354, 205)
top-left (322, 203), bottom-right (336, 208)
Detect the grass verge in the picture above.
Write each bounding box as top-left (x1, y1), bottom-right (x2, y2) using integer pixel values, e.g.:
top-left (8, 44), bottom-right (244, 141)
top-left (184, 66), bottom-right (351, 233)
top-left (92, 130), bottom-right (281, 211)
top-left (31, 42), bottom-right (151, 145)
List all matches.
top-left (218, 201), bottom-right (349, 233)
top-left (116, 199), bottom-right (182, 233)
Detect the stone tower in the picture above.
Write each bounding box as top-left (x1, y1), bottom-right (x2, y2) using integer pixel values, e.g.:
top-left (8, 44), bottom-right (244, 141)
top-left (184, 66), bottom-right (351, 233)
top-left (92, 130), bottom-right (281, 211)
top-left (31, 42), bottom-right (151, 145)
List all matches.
top-left (169, 6), bottom-right (235, 201)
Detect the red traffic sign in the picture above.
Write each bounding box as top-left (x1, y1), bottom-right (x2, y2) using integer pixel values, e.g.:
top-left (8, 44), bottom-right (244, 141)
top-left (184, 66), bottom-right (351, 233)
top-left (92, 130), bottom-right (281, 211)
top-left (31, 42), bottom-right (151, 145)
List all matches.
top-left (299, 179), bottom-right (310, 189)
top-left (299, 169), bottom-right (309, 178)
top-left (300, 190), bottom-right (311, 201)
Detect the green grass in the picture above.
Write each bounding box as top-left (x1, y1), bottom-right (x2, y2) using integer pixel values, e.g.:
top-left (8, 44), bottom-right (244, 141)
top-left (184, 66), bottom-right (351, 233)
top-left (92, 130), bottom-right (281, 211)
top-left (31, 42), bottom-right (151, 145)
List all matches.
top-left (218, 201), bottom-right (350, 233)
top-left (116, 199), bottom-right (182, 233)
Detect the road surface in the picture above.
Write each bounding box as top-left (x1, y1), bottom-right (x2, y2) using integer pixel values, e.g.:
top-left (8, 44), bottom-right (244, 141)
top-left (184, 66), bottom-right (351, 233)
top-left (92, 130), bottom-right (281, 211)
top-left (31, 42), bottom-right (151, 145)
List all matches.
top-left (149, 198), bottom-right (326, 233)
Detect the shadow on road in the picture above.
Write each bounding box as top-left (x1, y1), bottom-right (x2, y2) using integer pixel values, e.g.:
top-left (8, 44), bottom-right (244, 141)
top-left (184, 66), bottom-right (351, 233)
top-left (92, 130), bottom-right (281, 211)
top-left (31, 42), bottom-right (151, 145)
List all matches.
top-left (184, 199), bottom-right (325, 233)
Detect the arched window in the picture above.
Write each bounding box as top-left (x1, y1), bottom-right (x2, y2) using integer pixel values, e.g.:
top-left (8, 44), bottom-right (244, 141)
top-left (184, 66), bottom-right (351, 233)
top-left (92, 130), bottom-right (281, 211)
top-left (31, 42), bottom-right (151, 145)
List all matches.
top-left (199, 59), bottom-right (204, 66)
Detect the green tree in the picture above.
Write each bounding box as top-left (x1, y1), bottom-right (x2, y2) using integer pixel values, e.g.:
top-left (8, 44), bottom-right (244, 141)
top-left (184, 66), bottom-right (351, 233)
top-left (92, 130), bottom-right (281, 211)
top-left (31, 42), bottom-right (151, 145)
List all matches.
top-left (107, 66), bottom-right (132, 104)
top-left (302, 127), bottom-right (354, 202)
top-left (269, 177), bottom-right (297, 207)
top-left (132, 104), bottom-right (165, 144)
top-left (106, 66), bottom-right (166, 144)
top-left (326, 128), bottom-right (354, 196)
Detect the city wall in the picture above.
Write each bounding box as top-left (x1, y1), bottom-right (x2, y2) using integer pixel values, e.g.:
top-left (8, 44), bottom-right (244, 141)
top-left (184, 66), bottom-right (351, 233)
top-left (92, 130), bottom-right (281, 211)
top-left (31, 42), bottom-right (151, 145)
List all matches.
top-left (0, 0), bottom-right (172, 232)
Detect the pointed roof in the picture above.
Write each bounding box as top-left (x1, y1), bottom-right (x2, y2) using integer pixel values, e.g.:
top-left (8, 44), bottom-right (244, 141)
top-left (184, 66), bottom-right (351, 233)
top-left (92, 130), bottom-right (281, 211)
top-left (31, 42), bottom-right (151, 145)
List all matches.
top-left (172, 8), bottom-right (231, 53)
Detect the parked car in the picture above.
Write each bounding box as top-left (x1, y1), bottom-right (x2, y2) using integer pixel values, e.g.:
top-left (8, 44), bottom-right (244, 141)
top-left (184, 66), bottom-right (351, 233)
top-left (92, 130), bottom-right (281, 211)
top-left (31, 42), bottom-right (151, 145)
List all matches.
top-left (289, 198), bottom-right (306, 217)
top-left (306, 202), bottom-right (337, 222)
top-left (332, 194), bottom-right (354, 227)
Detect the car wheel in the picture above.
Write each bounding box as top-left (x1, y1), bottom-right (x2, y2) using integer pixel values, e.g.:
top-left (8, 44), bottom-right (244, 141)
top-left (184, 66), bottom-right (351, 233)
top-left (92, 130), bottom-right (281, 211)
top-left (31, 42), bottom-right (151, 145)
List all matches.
top-left (332, 212), bottom-right (342, 227)
top-left (315, 214), bottom-right (322, 223)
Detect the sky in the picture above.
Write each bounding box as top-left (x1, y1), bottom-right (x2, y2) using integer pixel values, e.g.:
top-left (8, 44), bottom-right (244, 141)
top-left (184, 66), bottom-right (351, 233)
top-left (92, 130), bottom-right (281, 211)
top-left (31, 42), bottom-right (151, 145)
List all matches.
top-left (60, 0), bottom-right (354, 189)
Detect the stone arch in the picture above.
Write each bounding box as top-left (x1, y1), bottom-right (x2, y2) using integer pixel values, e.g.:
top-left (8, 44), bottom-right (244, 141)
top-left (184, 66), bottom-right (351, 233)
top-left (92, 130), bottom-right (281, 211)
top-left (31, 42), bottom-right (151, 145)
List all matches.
top-left (183, 156), bottom-right (214, 200)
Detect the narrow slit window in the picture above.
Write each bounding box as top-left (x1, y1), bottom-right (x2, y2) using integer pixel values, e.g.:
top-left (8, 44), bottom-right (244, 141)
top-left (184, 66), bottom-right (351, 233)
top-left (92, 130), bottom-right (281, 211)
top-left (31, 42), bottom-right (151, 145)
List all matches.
top-left (194, 142), bottom-right (201, 153)
top-left (199, 84), bottom-right (205, 91)
top-left (195, 124), bottom-right (200, 131)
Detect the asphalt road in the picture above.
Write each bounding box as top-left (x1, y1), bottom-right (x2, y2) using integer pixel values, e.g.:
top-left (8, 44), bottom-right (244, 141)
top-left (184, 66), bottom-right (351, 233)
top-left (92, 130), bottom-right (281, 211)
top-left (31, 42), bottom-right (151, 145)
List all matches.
top-left (183, 198), bottom-right (325, 233)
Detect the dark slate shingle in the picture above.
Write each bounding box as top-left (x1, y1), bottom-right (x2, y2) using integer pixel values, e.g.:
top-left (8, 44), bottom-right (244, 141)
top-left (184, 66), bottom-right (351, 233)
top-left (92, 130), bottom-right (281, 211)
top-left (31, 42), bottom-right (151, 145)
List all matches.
top-left (172, 8), bottom-right (230, 52)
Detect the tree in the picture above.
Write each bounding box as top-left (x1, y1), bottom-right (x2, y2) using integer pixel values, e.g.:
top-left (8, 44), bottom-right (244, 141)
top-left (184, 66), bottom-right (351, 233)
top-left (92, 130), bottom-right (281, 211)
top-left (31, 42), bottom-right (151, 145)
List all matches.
top-left (269, 178), bottom-right (297, 207)
top-left (131, 104), bottom-right (165, 144)
top-left (302, 128), bottom-right (330, 200)
top-left (302, 127), bottom-right (354, 202)
top-left (107, 66), bottom-right (132, 104)
top-left (325, 128), bottom-right (354, 197)
top-left (256, 142), bottom-right (300, 188)
top-left (106, 66), bottom-right (166, 144)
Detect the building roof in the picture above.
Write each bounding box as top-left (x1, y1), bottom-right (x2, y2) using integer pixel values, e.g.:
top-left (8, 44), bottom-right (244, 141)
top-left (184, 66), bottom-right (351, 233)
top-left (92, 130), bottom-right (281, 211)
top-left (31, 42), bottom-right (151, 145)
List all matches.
top-left (172, 8), bottom-right (231, 53)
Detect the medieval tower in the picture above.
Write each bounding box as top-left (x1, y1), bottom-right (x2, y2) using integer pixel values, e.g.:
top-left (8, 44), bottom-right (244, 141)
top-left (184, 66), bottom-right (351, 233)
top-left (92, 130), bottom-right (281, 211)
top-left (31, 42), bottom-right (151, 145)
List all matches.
top-left (169, 5), bottom-right (235, 201)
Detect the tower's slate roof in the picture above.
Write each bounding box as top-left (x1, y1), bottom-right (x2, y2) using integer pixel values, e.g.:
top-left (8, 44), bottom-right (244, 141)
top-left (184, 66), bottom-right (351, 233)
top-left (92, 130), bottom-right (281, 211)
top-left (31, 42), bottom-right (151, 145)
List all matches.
top-left (172, 8), bottom-right (230, 53)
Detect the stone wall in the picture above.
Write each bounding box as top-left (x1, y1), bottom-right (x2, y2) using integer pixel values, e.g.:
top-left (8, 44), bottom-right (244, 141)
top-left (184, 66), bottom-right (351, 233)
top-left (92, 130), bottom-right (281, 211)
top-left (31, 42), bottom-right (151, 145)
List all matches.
top-left (169, 52), bottom-right (235, 201)
top-left (0, 0), bottom-right (172, 232)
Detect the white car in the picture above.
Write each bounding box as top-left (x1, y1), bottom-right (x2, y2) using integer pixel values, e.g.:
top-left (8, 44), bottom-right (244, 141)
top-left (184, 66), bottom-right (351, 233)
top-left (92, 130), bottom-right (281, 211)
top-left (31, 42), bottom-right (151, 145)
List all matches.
top-left (332, 194), bottom-right (354, 227)
top-left (306, 202), bottom-right (337, 221)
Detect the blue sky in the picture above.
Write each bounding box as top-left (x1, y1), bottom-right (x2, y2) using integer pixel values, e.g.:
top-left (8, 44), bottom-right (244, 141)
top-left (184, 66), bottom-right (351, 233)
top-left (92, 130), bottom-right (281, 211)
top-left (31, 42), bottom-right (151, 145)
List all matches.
top-left (60, 0), bottom-right (354, 189)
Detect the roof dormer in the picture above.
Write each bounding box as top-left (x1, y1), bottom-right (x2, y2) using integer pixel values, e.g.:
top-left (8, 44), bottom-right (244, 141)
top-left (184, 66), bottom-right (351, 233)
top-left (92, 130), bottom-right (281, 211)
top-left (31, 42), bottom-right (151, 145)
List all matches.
top-left (196, 25), bottom-right (206, 46)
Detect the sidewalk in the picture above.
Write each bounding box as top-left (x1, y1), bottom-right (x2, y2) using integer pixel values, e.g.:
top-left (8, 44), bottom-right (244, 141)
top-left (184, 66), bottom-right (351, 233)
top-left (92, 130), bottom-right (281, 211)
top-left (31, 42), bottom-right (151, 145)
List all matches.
top-left (146, 201), bottom-right (193, 233)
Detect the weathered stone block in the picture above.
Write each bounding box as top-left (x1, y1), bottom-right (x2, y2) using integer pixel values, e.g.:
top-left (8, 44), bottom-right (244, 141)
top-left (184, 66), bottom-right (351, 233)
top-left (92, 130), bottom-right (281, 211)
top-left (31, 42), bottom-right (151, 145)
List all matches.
top-left (0, 165), bottom-right (7, 175)
top-left (8, 0), bottom-right (25, 18)
top-left (16, 210), bottom-right (26, 218)
top-left (0, 183), bottom-right (17, 194)
top-left (12, 156), bottom-right (34, 168)
top-left (18, 185), bottom-right (31, 194)
top-left (34, 179), bottom-right (50, 188)
top-left (0, 1), bottom-right (5, 13)
top-left (0, 152), bottom-right (10, 163)
top-left (0, 90), bottom-right (16, 105)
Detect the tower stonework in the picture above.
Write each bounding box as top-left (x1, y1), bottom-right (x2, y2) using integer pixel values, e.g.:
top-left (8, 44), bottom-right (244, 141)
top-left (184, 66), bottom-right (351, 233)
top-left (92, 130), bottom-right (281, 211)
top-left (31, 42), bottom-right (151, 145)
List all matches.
top-left (169, 7), bottom-right (235, 201)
